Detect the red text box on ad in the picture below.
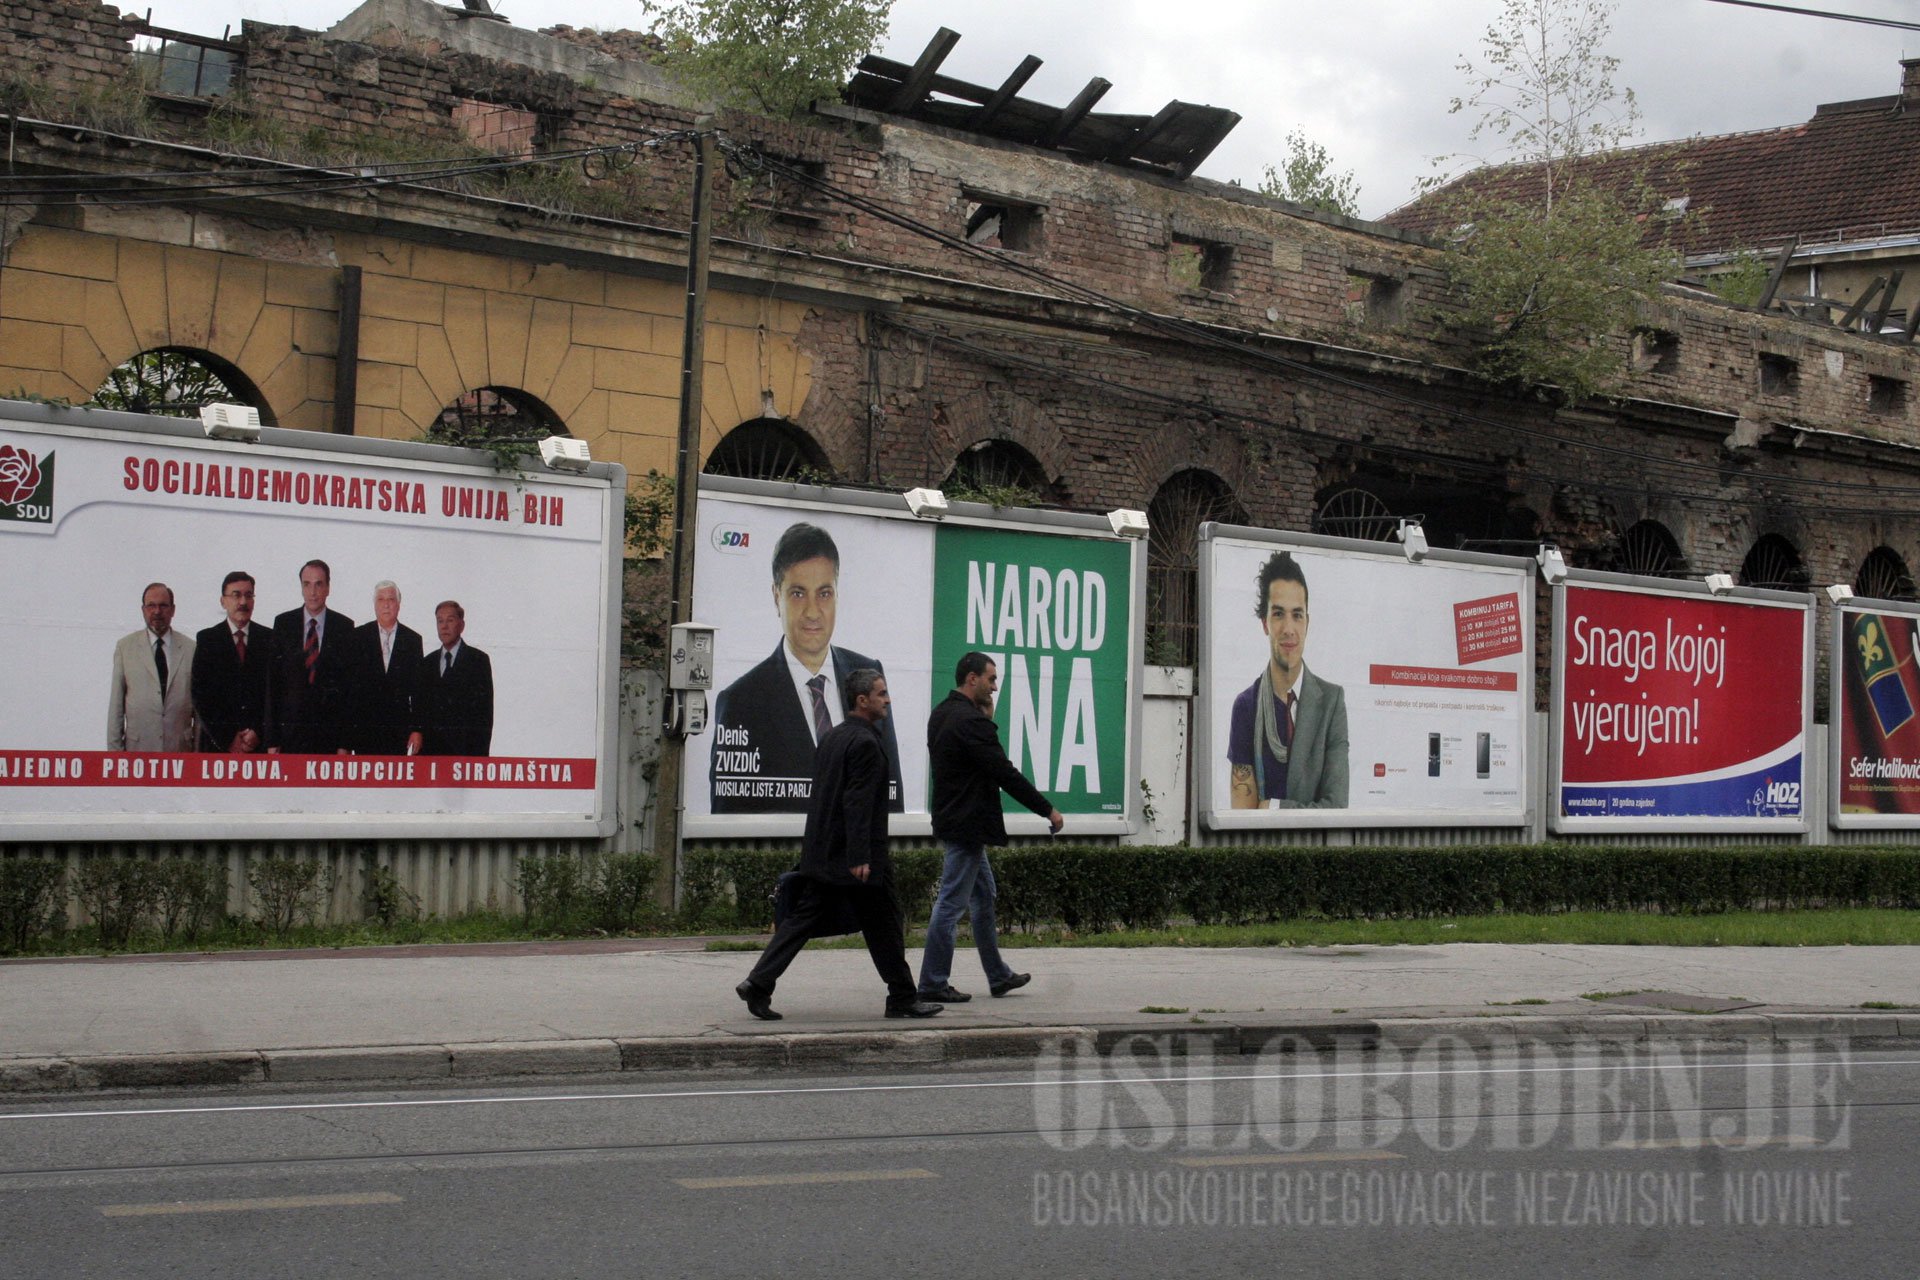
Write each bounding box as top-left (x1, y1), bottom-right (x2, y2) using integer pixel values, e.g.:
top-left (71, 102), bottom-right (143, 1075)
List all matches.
top-left (1454, 592), bottom-right (1523, 665)
top-left (0, 751), bottom-right (597, 789)
top-left (1369, 665), bottom-right (1519, 692)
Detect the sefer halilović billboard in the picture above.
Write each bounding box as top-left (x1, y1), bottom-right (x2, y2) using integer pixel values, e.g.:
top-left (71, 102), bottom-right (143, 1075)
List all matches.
top-left (1552, 578), bottom-right (1811, 831)
top-left (684, 481), bottom-right (1139, 837)
top-left (0, 405), bottom-right (625, 840)
top-left (1832, 602), bottom-right (1920, 827)
top-left (1199, 529), bottom-right (1534, 830)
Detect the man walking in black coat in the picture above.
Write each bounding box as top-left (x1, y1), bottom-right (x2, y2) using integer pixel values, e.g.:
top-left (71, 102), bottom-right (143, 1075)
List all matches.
top-left (735, 669), bottom-right (941, 1022)
top-left (917, 651), bottom-right (1063, 1004)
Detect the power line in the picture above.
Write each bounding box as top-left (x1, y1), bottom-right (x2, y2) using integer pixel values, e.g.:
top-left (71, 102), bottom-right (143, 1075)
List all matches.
top-left (1701, 0), bottom-right (1920, 31)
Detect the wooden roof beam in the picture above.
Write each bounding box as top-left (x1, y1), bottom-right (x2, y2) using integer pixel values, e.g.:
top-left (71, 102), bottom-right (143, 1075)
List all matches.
top-left (1047, 77), bottom-right (1111, 146)
top-left (1105, 102), bottom-right (1180, 164)
top-left (976, 55), bottom-right (1042, 130)
top-left (887, 27), bottom-right (961, 113)
top-left (1175, 110), bottom-right (1241, 178)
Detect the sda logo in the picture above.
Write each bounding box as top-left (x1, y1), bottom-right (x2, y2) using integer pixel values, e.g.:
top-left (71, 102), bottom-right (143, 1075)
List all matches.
top-left (0, 442), bottom-right (53, 525)
top-left (710, 526), bottom-right (752, 554)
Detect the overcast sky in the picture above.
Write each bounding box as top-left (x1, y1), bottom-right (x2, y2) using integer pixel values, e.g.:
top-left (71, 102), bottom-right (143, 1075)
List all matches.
top-left (145, 0), bottom-right (1916, 219)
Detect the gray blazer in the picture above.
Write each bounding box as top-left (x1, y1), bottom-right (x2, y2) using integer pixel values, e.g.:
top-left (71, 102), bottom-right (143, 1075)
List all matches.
top-left (108, 629), bottom-right (197, 752)
top-left (1277, 667), bottom-right (1349, 808)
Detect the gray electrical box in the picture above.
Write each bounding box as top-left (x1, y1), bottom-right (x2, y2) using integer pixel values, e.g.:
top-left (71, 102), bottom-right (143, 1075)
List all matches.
top-left (669, 622), bottom-right (716, 691)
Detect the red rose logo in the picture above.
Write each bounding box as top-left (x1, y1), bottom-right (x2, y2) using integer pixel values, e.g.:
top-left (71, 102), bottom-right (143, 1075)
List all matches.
top-left (0, 443), bottom-right (42, 506)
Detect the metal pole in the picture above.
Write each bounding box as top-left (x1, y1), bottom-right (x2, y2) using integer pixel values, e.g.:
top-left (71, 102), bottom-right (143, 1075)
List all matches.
top-left (654, 127), bottom-right (713, 907)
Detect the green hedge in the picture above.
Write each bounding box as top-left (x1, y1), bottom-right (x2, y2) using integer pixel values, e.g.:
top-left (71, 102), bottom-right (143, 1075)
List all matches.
top-left (682, 844), bottom-right (1920, 932)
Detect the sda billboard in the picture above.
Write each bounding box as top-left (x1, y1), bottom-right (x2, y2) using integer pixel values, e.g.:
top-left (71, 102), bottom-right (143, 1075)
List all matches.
top-left (683, 478), bottom-right (1142, 837)
top-left (0, 405), bottom-right (625, 839)
top-left (1550, 575), bottom-right (1811, 832)
top-left (1197, 528), bottom-right (1534, 830)
top-left (1831, 600), bottom-right (1920, 829)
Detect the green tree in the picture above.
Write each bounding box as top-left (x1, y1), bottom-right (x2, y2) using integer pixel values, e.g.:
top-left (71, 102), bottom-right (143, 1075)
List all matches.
top-left (641, 0), bottom-right (891, 119)
top-left (1257, 129), bottom-right (1360, 218)
top-left (1428, 0), bottom-right (1679, 401)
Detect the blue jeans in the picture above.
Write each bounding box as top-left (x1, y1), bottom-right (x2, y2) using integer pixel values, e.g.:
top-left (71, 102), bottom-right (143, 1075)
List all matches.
top-left (917, 840), bottom-right (1015, 993)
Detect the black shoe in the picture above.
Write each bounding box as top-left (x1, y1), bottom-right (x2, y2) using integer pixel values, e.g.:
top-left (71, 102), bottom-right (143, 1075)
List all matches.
top-left (885, 1001), bottom-right (943, 1018)
top-left (989, 972), bottom-right (1031, 998)
top-left (736, 980), bottom-right (781, 1021)
top-left (918, 984), bottom-right (972, 1003)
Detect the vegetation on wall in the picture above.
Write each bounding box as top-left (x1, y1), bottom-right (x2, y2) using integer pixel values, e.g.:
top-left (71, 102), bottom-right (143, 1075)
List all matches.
top-left (639, 0), bottom-right (892, 119)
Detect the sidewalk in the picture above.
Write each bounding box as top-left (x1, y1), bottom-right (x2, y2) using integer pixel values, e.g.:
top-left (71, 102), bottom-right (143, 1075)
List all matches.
top-left (4, 939), bottom-right (1919, 1092)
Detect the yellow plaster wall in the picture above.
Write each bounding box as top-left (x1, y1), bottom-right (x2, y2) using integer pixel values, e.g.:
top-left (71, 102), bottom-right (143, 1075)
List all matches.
top-left (0, 223), bottom-right (818, 484)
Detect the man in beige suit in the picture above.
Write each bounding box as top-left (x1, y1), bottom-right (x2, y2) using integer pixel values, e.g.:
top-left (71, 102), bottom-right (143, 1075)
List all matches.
top-left (108, 582), bottom-right (197, 752)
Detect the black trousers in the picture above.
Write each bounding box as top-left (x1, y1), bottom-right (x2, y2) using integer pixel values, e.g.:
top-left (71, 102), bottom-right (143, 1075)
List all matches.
top-left (745, 876), bottom-right (917, 1006)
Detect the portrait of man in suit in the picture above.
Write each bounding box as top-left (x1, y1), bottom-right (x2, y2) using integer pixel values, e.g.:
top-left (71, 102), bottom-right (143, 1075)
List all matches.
top-left (270, 559), bottom-right (357, 754)
top-left (189, 570), bottom-right (275, 754)
top-left (709, 521), bottom-right (903, 815)
top-left (416, 600), bottom-right (493, 757)
top-left (107, 581), bottom-right (197, 752)
top-left (1228, 550), bottom-right (1349, 809)
top-left (348, 579), bottom-right (424, 755)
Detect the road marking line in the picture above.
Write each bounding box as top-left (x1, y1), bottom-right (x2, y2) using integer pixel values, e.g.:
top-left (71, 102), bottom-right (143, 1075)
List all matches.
top-left (1608, 1136), bottom-right (1827, 1151)
top-left (100, 1191), bottom-right (403, 1217)
top-left (4, 1054), bottom-right (1888, 1125)
top-left (675, 1168), bottom-right (937, 1189)
top-left (1173, 1151), bottom-right (1407, 1168)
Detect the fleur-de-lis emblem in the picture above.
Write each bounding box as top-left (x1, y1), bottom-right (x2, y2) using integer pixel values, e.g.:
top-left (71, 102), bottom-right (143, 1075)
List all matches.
top-left (1859, 620), bottom-right (1886, 667)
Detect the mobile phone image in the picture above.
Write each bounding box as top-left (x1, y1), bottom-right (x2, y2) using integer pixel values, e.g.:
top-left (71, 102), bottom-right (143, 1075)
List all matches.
top-left (1428, 732), bottom-right (1442, 777)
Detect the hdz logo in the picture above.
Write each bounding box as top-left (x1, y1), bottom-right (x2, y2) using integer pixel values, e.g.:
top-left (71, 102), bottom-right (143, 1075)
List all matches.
top-left (1753, 775), bottom-right (1801, 814)
top-left (0, 442), bottom-right (53, 525)
top-left (710, 526), bottom-right (752, 554)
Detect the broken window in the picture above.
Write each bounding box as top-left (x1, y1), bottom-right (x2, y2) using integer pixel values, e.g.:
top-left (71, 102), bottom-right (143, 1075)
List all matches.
top-left (1345, 273), bottom-right (1404, 327)
top-left (131, 29), bottom-right (236, 98)
top-left (1869, 375), bottom-right (1909, 418)
top-left (1170, 235), bottom-right (1233, 292)
top-left (963, 192), bottom-right (1042, 253)
top-left (1758, 352), bottom-right (1798, 397)
top-left (1631, 328), bottom-right (1679, 375)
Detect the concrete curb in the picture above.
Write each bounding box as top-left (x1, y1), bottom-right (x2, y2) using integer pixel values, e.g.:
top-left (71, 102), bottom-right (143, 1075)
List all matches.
top-left (4, 1011), bottom-right (1916, 1094)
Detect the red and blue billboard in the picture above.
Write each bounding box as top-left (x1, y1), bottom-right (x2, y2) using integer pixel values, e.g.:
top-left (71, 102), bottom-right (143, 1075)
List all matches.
top-left (1553, 580), bottom-right (1810, 830)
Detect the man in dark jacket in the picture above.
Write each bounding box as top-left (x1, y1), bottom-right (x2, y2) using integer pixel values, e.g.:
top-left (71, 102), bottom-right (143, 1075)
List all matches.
top-left (735, 669), bottom-right (941, 1022)
top-left (917, 652), bottom-right (1063, 1003)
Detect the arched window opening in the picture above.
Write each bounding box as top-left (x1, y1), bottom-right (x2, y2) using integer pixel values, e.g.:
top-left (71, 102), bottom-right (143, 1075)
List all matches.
top-left (1311, 486), bottom-right (1399, 542)
top-left (89, 348), bottom-right (273, 425)
top-left (1738, 534), bottom-right (1809, 592)
top-left (426, 386), bottom-right (566, 444)
top-left (941, 439), bottom-right (1051, 505)
top-left (703, 417), bottom-right (829, 482)
top-left (1607, 520), bottom-right (1687, 578)
top-left (1148, 470), bottom-right (1249, 667)
top-left (1855, 547), bottom-right (1917, 601)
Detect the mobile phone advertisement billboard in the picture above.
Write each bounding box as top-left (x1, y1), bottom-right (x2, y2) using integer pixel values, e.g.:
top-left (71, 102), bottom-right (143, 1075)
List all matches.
top-left (1832, 602), bottom-right (1920, 829)
top-left (1198, 529), bottom-right (1533, 830)
top-left (1552, 578), bottom-right (1811, 831)
top-left (684, 481), bottom-right (1141, 837)
top-left (0, 407), bottom-right (625, 839)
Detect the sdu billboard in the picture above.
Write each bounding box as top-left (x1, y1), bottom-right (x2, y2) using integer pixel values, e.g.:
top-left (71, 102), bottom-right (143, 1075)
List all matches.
top-left (0, 405), bottom-right (626, 839)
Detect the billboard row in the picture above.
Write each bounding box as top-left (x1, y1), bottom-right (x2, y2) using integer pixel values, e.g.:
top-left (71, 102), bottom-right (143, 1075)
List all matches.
top-left (1551, 578), bottom-right (1811, 832)
top-left (684, 482), bottom-right (1142, 837)
top-left (1198, 529), bottom-right (1534, 830)
top-left (0, 408), bottom-right (625, 839)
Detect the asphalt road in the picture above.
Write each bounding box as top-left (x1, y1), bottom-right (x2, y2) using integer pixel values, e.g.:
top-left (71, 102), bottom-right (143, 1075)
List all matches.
top-left (2, 1043), bottom-right (1914, 1278)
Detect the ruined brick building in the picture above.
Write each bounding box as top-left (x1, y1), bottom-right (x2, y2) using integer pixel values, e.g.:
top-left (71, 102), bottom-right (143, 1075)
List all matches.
top-left (3, 0), bottom-right (1919, 680)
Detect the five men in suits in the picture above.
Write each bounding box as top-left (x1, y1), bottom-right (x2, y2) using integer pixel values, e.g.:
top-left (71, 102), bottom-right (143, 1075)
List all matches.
top-left (107, 581), bottom-right (197, 752)
top-left (189, 570), bottom-right (275, 753)
top-left (348, 580), bottom-right (424, 755)
top-left (270, 559), bottom-right (357, 754)
top-left (1227, 550), bottom-right (1350, 809)
top-left (710, 522), bottom-right (903, 814)
top-left (416, 600), bottom-right (493, 757)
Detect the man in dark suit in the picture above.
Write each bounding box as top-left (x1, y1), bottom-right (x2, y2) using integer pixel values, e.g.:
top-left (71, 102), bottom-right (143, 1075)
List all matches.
top-left (416, 599), bottom-right (493, 756)
top-left (709, 522), bottom-right (903, 815)
top-left (270, 559), bottom-right (357, 754)
top-left (189, 570), bottom-right (275, 753)
top-left (734, 670), bottom-right (940, 1022)
top-left (348, 579), bottom-right (424, 755)
top-left (1228, 551), bottom-right (1349, 809)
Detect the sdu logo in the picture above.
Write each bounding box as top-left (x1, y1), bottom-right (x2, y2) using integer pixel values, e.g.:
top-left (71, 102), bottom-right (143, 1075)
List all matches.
top-left (711, 526), bottom-right (752, 553)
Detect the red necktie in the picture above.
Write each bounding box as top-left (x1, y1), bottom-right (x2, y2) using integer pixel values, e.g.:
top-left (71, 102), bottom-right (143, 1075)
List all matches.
top-left (234, 629), bottom-right (247, 663)
top-left (304, 618), bottom-right (319, 685)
